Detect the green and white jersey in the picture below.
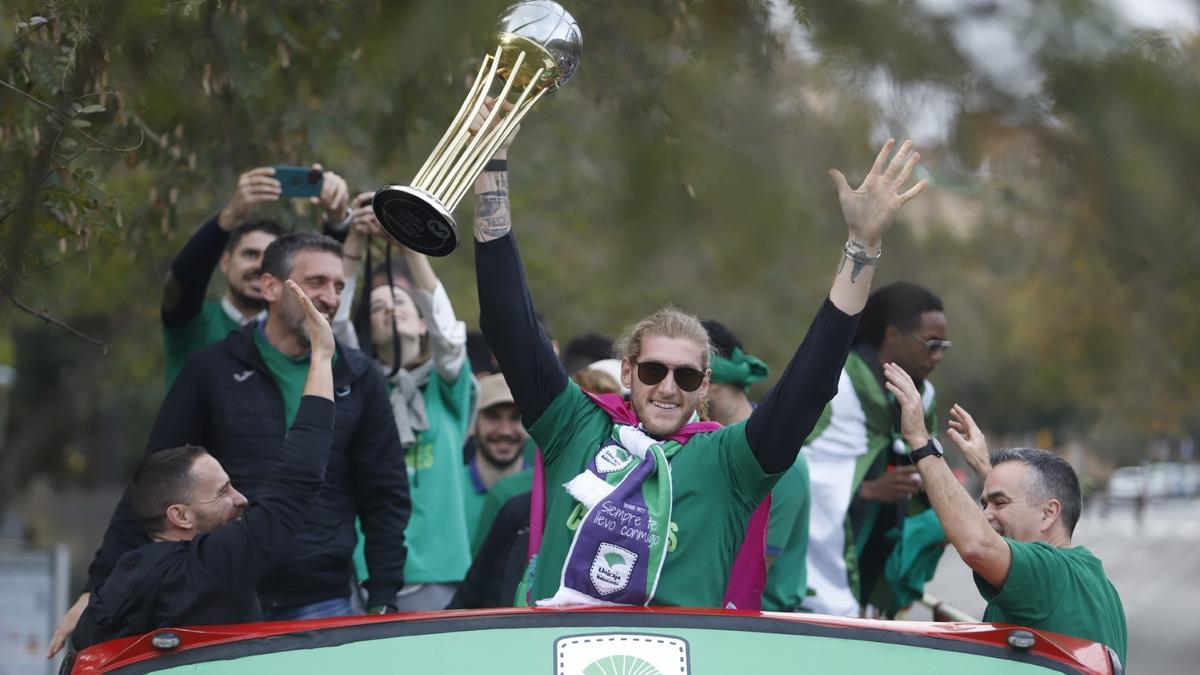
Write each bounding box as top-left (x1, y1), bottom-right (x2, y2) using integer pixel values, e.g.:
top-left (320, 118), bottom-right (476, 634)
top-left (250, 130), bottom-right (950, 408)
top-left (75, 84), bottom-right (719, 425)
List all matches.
top-left (804, 351), bottom-right (935, 616)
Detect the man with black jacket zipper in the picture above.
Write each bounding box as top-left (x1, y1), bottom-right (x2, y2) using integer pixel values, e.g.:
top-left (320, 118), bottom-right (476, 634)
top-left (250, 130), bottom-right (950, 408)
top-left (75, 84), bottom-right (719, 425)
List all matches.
top-left (50, 232), bottom-right (410, 656)
top-left (71, 280), bottom-right (338, 650)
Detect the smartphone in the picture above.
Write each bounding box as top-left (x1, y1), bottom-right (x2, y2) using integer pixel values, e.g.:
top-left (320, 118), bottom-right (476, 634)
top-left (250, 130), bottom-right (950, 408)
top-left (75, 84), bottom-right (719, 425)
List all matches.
top-left (273, 165), bottom-right (324, 198)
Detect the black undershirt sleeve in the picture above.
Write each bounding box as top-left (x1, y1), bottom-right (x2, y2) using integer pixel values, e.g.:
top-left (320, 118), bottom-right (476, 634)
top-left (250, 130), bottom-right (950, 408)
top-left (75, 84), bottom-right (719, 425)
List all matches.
top-left (475, 233), bottom-right (568, 427)
top-left (163, 215), bottom-right (229, 329)
top-left (745, 298), bottom-right (860, 474)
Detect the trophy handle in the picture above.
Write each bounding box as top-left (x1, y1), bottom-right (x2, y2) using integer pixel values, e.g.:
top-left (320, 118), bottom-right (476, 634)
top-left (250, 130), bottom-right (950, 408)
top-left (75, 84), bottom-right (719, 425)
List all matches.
top-left (426, 50), bottom-right (529, 202)
top-left (411, 51), bottom-right (498, 189)
top-left (413, 47), bottom-right (505, 195)
top-left (444, 84), bottom-right (546, 211)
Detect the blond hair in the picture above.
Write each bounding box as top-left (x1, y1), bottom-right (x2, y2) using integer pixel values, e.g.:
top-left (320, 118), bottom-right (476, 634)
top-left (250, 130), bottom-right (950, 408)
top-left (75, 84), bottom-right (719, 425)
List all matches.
top-left (570, 367), bottom-right (623, 395)
top-left (614, 306), bottom-right (712, 370)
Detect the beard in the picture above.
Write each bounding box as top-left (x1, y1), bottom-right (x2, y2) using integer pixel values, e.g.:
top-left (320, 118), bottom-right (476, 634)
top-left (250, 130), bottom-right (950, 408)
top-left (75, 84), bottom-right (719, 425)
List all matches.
top-left (230, 285), bottom-right (268, 313)
top-left (632, 398), bottom-right (693, 437)
top-left (478, 436), bottom-right (525, 469)
top-left (278, 291), bottom-right (335, 349)
top-left (278, 294), bottom-right (312, 349)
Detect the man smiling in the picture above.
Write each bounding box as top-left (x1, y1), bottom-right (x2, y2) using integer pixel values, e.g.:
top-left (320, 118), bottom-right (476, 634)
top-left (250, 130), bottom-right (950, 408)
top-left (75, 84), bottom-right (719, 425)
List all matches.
top-left (463, 373), bottom-right (529, 544)
top-left (72, 280), bottom-right (338, 650)
top-left (883, 364), bottom-right (1127, 663)
top-left (472, 129), bottom-right (929, 607)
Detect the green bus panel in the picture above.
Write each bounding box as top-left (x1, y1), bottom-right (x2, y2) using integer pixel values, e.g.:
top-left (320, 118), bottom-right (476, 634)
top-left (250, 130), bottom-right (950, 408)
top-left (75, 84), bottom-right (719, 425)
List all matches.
top-left (148, 625), bottom-right (1060, 674)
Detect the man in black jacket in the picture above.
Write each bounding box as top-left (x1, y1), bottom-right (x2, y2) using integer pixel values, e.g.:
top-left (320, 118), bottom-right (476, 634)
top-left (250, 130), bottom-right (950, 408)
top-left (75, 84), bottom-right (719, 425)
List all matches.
top-left (51, 233), bottom-right (410, 655)
top-left (72, 280), bottom-right (339, 650)
top-left (161, 165), bottom-right (350, 388)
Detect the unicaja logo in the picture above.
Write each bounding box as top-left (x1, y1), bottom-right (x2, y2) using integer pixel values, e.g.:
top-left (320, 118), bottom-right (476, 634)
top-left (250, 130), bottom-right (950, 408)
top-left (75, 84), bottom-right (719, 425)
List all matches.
top-left (594, 442), bottom-right (633, 474)
top-left (556, 634), bottom-right (689, 675)
top-left (590, 543), bottom-right (637, 596)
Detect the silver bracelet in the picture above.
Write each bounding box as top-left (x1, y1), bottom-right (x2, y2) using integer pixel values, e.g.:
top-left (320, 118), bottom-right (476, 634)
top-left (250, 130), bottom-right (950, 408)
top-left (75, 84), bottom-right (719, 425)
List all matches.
top-left (843, 240), bottom-right (883, 266)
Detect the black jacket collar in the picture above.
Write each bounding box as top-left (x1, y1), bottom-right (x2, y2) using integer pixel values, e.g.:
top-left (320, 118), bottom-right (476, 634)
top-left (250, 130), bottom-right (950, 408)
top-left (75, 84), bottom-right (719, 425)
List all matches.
top-left (223, 322), bottom-right (373, 388)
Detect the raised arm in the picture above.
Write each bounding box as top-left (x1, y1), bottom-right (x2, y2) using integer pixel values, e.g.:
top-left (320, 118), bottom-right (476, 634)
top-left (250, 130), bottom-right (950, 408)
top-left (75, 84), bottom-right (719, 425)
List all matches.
top-left (884, 363), bottom-right (1011, 588)
top-left (195, 280), bottom-right (336, 589)
top-left (403, 245), bottom-right (468, 382)
top-left (331, 192), bottom-right (377, 350)
top-left (472, 120), bottom-right (567, 426)
top-left (746, 140), bottom-right (928, 473)
top-left (162, 168), bottom-right (280, 327)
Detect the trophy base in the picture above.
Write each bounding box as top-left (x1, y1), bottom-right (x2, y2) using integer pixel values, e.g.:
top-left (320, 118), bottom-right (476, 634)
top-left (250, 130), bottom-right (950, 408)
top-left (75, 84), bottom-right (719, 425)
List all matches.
top-left (371, 186), bottom-right (459, 257)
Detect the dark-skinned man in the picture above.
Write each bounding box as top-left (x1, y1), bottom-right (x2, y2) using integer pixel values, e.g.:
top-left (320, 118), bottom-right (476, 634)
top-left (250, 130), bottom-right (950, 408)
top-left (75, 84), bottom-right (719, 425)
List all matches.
top-left (804, 281), bottom-right (949, 616)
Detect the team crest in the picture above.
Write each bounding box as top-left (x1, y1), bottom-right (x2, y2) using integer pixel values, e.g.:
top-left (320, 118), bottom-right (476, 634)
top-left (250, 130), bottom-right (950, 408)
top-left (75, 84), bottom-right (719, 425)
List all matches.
top-left (590, 542), bottom-right (637, 596)
top-left (594, 441), bottom-right (633, 474)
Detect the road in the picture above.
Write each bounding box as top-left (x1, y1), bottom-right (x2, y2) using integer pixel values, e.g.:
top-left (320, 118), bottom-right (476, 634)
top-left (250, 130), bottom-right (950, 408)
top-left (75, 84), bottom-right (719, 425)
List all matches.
top-left (916, 497), bottom-right (1200, 674)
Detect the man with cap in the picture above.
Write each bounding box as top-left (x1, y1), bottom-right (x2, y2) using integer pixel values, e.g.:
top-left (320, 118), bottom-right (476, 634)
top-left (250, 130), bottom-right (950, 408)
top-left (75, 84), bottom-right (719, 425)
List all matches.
top-left (703, 319), bottom-right (811, 613)
top-left (464, 373), bottom-right (530, 545)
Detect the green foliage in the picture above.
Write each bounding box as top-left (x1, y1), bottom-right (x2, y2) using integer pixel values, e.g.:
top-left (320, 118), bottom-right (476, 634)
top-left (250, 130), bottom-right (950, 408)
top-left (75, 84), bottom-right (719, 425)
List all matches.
top-left (1, 0), bottom-right (1198, 495)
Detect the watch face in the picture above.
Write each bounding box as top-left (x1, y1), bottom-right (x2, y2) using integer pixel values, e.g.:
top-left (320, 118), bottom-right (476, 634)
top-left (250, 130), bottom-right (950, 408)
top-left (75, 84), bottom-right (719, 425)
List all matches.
top-left (930, 438), bottom-right (944, 457)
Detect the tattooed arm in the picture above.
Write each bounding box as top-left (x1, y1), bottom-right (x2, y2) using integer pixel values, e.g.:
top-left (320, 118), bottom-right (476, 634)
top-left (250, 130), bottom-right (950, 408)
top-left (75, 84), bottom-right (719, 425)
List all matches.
top-left (472, 124), bottom-right (569, 426)
top-left (826, 138), bottom-right (928, 315)
top-left (742, 140), bottom-right (929, 473)
top-left (474, 171), bottom-right (512, 242)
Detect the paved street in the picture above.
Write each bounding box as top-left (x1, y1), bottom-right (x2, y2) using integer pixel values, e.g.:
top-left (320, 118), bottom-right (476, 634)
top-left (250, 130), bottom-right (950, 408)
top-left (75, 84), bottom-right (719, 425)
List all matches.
top-left (916, 497), bottom-right (1200, 674)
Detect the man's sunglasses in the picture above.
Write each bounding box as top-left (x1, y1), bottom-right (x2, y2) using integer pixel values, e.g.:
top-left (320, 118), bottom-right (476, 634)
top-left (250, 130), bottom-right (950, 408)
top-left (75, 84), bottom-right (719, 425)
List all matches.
top-left (634, 360), bottom-right (706, 392)
top-left (906, 331), bottom-right (952, 353)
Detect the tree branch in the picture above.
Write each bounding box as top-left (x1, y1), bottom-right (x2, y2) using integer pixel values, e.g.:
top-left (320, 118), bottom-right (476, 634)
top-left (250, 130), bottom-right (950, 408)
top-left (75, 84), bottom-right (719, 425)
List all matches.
top-left (0, 283), bottom-right (106, 348)
top-left (0, 78), bottom-right (63, 116)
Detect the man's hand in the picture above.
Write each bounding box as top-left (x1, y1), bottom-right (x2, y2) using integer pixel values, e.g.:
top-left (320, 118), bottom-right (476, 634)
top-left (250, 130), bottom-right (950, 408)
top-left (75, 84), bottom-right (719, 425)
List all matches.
top-left (219, 167), bottom-right (281, 230)
top-left (350, 191), bottom-right (385, 239)
top-left (47, 592), bottom-right (89, 658)
top-left (883, 362), bottom-right (931, 450)
top-left (470, 96), bottom-right (520, 161)
top-left (286, 279), bottom-right (335, 360)
top-left (948, 404), bottom-right (991, 480)
top-left (859, 466), bottom-right (923, 503)
top-left (828, 139), bottom-right (928, 247)
top-left (312, 164), bottom-right (350, 221)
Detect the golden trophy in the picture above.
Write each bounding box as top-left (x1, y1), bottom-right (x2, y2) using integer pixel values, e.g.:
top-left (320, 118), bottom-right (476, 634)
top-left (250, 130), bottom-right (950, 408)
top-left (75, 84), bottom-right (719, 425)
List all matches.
top-left (373, 0), bottom-right (581, 256)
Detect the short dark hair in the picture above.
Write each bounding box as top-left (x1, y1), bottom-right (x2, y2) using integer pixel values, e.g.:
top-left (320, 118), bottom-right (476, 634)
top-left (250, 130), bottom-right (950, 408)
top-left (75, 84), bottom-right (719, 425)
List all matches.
top-left (260, 232), bottom-right (343, 280)
top-left (225, 218), bottom-right (285, 253)
top-left (991, 447), bottom-right (1083, 536)
top-left (701, 319), bottom-right (743, 359)
top-left (854, 281), bottom-right (944, 348)
top-left (129, 445), bottom-right (209, 535)
top-left (563, 332), bottom-right (613, 374)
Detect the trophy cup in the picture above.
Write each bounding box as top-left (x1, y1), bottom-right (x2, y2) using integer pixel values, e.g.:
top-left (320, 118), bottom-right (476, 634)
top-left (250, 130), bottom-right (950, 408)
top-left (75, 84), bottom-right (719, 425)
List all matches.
top-left (372, 0), bottom-right (582, 256)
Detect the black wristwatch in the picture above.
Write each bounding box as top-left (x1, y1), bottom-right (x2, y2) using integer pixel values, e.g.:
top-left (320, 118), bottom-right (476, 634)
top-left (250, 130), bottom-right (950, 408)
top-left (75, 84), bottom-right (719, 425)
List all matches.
top-left (911, 437), bottom-right (944, 462)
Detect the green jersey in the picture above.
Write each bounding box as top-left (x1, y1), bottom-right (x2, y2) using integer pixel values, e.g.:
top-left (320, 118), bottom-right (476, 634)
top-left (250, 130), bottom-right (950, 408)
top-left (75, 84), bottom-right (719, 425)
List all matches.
top-left (393, 364), bottom-right (477, 584)
top-left (976, 539), bottom-right (1127, 664)
top-left (469, 466), bottom-right (534, 555)
top-left (762, 453), bottom-right (811, 612)
top-left (253, 326), bottom-right (310, 426)
top-left (527, 381), bottom-right (776, 607)
top-left (805, 350), bottom-right (937, 616)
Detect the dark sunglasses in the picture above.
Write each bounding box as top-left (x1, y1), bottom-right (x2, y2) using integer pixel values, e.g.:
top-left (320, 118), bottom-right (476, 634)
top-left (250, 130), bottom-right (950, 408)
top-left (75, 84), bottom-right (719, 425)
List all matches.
top-left (634, 360), bottom-right (705, 392)
top-left (906, 330), bottom-right (952, 353)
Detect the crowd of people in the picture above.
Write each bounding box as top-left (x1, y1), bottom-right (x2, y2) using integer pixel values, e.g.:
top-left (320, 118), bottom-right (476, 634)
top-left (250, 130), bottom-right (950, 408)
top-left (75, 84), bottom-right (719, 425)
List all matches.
top-left (46, 125), bottom-right (1126, 665)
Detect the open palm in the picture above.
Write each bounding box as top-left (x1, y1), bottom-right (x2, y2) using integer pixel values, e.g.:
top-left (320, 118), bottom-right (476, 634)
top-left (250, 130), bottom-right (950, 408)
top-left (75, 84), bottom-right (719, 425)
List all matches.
top-left (829, 139), bottom-right (928, 245)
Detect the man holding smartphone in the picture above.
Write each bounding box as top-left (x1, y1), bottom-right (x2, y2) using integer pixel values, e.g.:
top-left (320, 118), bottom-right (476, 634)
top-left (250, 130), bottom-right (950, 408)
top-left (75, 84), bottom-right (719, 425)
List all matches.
top-left (160, 164), bottom-right (350, 387)
top-left (48, 164), bottom-right (352, 658)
